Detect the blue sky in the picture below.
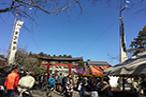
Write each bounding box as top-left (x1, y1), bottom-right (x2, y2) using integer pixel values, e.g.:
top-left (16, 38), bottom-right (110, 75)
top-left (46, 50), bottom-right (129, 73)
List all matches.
top-left (0, 0), bottom-right (146, 65)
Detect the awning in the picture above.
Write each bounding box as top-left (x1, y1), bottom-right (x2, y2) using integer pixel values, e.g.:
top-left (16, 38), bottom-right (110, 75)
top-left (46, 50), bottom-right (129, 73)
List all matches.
top-left (75, 65), bottom-right (110, 77)
top-left (105, 55), bottom-right (146, 76)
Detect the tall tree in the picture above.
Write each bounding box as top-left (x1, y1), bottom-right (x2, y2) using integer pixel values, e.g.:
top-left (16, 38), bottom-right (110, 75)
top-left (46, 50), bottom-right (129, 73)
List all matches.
top-left (129, 26), bottom-right (146, 56)
top-left (15, 48), bottom-right (28, 65)
top-left (15, 48), bottom-right (44, 74)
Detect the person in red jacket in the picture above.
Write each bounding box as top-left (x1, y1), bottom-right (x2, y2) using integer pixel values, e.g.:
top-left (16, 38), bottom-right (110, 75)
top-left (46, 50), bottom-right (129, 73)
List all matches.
top-left (4, 66), bottom-right (20, 97)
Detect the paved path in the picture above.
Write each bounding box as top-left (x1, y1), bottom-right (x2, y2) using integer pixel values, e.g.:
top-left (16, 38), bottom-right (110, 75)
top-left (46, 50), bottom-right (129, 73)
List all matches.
top-left (32, 90), bottom-right (146, 97)
top-left (32, 90), bottom-right (79, 97)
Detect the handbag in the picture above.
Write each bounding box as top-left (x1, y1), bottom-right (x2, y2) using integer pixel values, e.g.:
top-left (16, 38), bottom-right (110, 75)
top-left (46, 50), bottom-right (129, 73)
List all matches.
top-left (84, 91), bottom-right (90, 96)
top-left (77, 83), bottom-right (82, 91)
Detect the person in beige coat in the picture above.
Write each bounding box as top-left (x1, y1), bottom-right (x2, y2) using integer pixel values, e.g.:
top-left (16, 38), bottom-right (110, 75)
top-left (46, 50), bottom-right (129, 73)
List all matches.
top-left (17, 72), bottom-right (35, 96)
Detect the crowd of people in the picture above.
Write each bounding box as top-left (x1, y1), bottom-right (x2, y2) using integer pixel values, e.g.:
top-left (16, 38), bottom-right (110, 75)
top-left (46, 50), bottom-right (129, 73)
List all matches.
top-left (36, 72), bottom-right (113, 97)
top-left (1, 65), bottom-right (146, 97)
top-left (0, 65), bottom-right (36, 97)
top-left (117, 77), bottom-right (146, 96)
top-left (0, 65), bottom-right (113, 97)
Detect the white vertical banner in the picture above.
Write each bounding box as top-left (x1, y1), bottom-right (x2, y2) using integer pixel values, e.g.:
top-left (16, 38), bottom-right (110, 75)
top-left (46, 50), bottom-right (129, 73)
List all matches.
top-left (120, 17), bottom-right (128, 63)
top-left (8, 20), bottom-right (24, 65)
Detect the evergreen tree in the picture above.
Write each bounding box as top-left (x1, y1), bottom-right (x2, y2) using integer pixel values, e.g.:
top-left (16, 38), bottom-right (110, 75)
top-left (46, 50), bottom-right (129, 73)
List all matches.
top-left (130, 26), bottom-right (146, 56)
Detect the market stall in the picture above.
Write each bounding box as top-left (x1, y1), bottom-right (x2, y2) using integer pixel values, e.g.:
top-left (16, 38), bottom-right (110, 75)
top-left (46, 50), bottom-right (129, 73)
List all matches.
top-left (105, 55), bottom-right (146, 76)
top-left (75, 64), bottom-right (110, 77)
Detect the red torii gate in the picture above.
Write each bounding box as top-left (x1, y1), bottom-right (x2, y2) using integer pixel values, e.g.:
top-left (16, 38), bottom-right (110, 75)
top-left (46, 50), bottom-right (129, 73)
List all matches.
top-left (39, 57), bottom-right (83, 77)
top-left (43, 63), bottom-right (73, 77)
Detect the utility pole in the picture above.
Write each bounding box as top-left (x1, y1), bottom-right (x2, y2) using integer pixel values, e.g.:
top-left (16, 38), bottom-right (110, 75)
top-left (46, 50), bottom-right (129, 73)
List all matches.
top-left (119, 0), bottom-right (129, 63)
top-left (8, 15), bottom-right (24, 65)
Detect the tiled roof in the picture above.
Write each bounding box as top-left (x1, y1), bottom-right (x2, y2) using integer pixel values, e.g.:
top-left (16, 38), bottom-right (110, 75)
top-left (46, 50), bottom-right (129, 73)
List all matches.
top-left (0, 57), bottom-right (7, 68)
top-left (0, 57), bottom-right (6, 61)
top-left (87, 61), bottom-right (110, 66)
top-left (38, 56), bottom-right (83, 61)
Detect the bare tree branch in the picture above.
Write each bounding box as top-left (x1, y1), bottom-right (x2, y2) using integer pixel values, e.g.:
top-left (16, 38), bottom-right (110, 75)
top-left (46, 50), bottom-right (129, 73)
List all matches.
top-left (0, 1), bottom-right (16, 13)
top-left (0, 0), bottom-right (85, 15)
top-left (74, 0), bottom-right (83, 14)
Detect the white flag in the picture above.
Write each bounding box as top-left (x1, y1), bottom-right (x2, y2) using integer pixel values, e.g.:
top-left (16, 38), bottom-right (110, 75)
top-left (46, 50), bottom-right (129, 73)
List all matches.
top-left (8, 20), bottom-right (24, 65)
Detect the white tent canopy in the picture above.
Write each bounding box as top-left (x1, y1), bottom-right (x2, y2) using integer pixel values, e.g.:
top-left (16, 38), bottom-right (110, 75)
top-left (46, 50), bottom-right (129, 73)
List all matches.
top-left (105, 55), bottom-right (146, 76)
